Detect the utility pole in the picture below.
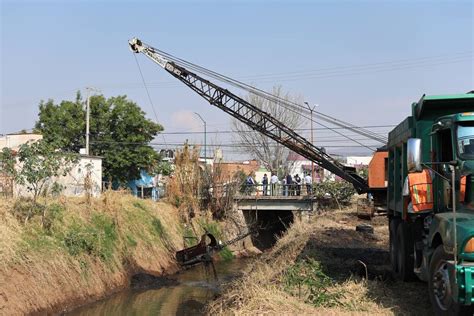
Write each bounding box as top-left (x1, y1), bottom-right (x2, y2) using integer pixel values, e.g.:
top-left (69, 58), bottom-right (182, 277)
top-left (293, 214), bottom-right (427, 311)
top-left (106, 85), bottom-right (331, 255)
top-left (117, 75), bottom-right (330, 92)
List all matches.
top-left (194, 112), bottom-right (207, 163)
top-left (85, 87), bottom-right (100, 155)
top-left (304, 102), bottom-right (318, 183)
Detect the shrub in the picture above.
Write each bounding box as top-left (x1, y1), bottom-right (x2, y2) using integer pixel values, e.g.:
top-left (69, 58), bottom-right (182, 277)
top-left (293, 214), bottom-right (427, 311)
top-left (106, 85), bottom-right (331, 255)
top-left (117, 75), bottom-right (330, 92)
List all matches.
top-left (282, 258), bottom-right (342, 307)
top-left (43, 203), bottom-right (65, 233)
top-left (313, 181), bottom-right (355, 208)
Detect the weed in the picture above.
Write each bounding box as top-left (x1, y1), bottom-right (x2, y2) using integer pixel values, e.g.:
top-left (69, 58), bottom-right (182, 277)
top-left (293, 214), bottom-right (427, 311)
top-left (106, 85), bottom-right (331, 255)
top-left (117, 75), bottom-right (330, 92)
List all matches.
top-left (219, 247), bottom-right (234, 261)
top-left (12, 198), bottom-right (43, 223)
top-left (151, 217), bottom-right (166, 238)
top-left (43, 203), bottom-right (65, 233)
top-left (22, 224), bottom-right (57, 252)
top-left (132, 200), bottom-right (148, 211)
top-left (183, 225), bottom-right (197, 247)
top-left (63, 213), bottom-right (117, 261)
top-left (282, 257), bottom-right (343, 307)
top-left (125, 234), bottom-right (137, 248)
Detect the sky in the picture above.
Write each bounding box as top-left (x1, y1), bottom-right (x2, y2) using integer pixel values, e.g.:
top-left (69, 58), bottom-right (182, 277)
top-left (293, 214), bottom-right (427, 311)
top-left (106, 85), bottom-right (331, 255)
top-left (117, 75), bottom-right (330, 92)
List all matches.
top-left (1, 0), bottom-right (473, 159)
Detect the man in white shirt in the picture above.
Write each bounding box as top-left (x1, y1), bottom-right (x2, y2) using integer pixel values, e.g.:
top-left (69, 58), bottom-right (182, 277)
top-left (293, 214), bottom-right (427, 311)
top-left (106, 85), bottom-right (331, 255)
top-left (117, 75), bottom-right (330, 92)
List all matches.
top-left (304, 174), bottom-right (312, 195)
top-left (270, 173), bottom-right (279, 196)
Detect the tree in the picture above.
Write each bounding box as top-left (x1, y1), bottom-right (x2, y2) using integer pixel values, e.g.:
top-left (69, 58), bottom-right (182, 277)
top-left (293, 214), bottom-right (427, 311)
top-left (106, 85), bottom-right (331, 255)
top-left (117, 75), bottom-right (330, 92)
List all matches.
top-left (1, 140), bottom-right (78, 223)
top-left (35, 93), bottom-right (164, 184)
top-left (232, 86), bottom-right (303, 175)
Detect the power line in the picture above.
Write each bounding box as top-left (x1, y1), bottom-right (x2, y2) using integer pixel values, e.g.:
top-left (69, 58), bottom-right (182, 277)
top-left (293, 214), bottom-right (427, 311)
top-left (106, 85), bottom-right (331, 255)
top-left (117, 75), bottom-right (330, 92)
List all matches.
top-left (159, 124), bottom-right (396, 135)
top-left (98, 51), bottom-right (472, 90)
top-left (90, 140), bottom-right (382, 148)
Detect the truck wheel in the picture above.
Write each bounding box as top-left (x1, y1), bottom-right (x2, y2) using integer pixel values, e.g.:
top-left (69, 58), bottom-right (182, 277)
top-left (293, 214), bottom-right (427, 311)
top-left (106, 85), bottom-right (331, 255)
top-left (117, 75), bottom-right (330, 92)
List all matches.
top-left (428, 245), bottom-right (474, 316)
top-left (389, 217), bottom-right (400, 276)
top-left (396, 221), bottom-right (415, 281)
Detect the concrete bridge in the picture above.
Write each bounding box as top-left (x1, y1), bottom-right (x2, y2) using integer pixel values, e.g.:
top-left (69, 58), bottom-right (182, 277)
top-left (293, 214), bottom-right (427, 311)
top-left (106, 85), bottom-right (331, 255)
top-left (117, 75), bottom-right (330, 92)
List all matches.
top-left (234, 194), bottom-right (317, 212)
top-left (233, 194), bottom-right (316, 251)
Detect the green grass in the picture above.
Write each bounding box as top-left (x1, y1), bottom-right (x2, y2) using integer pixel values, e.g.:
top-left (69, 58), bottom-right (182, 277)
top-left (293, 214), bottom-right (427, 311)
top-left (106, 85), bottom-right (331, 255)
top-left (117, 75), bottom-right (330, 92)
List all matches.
top-left (63, 213), bottom-right (117, 261)
top-left (151, 217), bottom-right (166, 238)
top-left (219, 246), bottom-right (234, 261)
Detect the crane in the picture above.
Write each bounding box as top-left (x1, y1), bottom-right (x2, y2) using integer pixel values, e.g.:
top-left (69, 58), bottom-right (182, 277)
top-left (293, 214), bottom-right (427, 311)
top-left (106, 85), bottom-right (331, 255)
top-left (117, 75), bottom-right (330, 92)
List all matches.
top-left (129, 38), bottom-right (370, 193)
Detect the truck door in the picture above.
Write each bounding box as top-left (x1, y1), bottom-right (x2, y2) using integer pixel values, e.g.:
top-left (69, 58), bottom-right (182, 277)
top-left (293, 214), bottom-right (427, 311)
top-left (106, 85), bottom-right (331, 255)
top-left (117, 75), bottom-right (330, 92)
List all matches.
top-left (433, 127), bottom-right (454, 211)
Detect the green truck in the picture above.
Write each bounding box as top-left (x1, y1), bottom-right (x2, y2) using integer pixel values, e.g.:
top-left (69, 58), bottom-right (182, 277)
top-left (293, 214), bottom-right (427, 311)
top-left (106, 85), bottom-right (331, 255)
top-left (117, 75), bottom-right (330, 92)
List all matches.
top-left (388, 92), bottom-right (474, 315)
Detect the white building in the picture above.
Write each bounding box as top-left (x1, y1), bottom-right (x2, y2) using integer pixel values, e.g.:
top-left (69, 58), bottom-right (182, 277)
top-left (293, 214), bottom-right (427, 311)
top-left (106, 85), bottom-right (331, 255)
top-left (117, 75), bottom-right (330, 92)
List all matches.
top-left (1, 133), bottom-right (102, 197)
top-left (286, 152), bottom-right (334, 182)
top-left (56, 155), bottom-right (103, 197)
top-left (345, 156), bottom-right (372, 167)
top-left (0, 133), bottom-right (43, 151)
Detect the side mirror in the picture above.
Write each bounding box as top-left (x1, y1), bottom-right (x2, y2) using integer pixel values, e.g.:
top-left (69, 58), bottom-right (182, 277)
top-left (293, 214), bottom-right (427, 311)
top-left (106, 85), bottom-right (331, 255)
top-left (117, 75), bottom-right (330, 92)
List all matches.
top-left (407, 138), bottom-right (422, 173)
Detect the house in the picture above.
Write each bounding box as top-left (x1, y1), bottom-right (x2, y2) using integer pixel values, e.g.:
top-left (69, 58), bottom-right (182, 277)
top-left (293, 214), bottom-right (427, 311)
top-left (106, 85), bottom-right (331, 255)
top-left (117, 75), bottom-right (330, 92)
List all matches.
top-left (286, 152), bottom-right (331, 182)
top-left (0, 132), bottom-right (43, 151)
top-left (216, 159), bottom-right (260, 181)
top-left (55, 155), bottom-right (102, 197)
top-left (1, 133), bottom-right (103, 198)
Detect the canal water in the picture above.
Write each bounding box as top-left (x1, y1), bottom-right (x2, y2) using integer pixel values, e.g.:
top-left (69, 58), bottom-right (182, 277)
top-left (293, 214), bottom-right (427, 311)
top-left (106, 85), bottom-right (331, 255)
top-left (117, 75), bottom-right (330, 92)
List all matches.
top-left (67, 259), bottom-right (248, 316)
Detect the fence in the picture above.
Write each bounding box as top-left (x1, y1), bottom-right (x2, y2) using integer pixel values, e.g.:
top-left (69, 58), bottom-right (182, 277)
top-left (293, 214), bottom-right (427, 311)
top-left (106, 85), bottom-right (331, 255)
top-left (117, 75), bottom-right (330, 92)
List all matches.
top-left (240, 183), bottom-right (314, 197)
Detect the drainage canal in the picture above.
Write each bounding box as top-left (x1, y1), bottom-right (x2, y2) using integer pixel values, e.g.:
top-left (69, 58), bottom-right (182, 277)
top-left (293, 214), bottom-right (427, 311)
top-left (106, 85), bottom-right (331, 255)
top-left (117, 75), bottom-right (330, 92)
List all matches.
top-left (243, 210), bottom-right (294, 251)
top-left (66, 259), bottom-right (249, 316)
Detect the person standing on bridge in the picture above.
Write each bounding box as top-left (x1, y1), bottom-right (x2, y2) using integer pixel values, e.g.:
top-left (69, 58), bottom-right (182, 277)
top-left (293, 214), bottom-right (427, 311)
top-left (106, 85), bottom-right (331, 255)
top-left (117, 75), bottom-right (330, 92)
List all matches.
top-left (245, 173), bottom-right (256, 195)
top-left (270, 173), bottom-right (278, 196)
top-left (262, 174), bottom-right (268, 196)
top-left (286, 174), bottom-right (293, 196)
top-left (294, 174), bottom-right (301, 196)
top-left (304, 173), bottom-right (312, 195)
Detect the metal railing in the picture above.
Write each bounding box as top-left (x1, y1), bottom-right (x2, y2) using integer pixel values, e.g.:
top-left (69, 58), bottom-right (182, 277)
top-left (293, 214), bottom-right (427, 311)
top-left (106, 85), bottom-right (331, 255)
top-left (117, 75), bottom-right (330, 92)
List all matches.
top-left (239, 183), bottom-right (314, 197)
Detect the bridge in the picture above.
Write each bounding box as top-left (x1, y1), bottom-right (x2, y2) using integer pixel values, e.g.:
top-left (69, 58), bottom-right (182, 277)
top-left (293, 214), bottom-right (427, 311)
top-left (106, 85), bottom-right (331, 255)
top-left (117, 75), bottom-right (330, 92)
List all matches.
top-left (235, 194), bottom-right (317, 212)
top-left (234, 183), bottom-right (317, 212)
top-left (233, 187), bottom-right (317, 251)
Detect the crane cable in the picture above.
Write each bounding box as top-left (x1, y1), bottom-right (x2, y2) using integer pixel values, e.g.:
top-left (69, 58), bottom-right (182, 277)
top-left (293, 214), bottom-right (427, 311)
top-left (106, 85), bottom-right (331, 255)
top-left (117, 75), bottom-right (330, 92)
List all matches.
top-left (133, 53), bottom-right (169, 148)
top-left (142, 42), bottom-right (387, 144)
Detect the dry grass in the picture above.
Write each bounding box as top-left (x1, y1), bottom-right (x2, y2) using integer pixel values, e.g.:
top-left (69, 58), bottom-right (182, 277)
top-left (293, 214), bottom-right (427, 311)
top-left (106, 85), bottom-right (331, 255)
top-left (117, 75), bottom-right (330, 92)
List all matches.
top-left (208, 208), bottom-right (431, 315)
top-left (0, 191), bottom-right (187, 314)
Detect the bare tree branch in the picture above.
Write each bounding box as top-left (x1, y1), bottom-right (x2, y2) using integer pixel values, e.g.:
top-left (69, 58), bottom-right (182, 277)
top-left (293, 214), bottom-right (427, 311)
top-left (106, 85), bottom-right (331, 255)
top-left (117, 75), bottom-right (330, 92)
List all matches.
top-left (232, 86), bottom-right (303, 176)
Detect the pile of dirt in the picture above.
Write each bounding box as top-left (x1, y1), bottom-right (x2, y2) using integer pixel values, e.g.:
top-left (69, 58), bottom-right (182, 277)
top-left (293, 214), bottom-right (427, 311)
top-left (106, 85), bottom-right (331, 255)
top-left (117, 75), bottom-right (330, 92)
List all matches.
top-left (208, 208), bottom-right (432, 315)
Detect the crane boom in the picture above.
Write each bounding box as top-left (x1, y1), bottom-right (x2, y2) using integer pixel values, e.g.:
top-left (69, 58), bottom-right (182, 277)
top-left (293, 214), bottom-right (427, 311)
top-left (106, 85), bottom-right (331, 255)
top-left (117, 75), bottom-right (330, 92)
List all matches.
top-left (129, 38), bottom-right (369, 193)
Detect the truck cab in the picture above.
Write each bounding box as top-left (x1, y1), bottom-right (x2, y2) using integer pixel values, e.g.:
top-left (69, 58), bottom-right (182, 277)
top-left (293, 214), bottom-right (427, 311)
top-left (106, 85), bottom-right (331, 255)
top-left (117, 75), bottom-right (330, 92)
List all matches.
top-left (387, 93), bottom-right (474, 315)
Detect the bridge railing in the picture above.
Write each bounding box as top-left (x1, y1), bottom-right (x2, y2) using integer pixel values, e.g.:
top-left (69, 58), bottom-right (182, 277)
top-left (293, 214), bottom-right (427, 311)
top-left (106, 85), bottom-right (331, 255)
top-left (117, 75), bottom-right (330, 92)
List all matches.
top-left (240, 183), bottom-right (314, 197)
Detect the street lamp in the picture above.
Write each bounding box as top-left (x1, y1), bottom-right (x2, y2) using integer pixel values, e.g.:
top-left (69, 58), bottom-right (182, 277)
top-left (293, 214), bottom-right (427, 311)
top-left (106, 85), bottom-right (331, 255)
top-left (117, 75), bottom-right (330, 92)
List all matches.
top-left (304, 101), bottom-right (318, 183)
top-left (193, 112), bottom-right (207, 163)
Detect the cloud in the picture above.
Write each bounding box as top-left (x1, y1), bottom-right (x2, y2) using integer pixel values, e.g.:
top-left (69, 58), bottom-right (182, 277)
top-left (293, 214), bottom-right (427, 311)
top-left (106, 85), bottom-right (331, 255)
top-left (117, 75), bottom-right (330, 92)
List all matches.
top-left (170, 110), bottom-right (204, 132)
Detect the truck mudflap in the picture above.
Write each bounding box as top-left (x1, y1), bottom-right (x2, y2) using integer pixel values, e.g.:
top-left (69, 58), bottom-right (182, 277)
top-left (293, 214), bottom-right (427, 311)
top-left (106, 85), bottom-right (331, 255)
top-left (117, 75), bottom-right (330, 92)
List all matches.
top-left (447, 261), bottom-right (474, 305)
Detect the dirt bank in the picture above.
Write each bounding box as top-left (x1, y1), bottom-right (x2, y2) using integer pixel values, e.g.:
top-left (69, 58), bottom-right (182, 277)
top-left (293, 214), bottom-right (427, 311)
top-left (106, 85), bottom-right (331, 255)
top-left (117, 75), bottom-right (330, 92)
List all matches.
top-left (208, 207), bottom-right (432, 315)
top-left (0, 192), bottom-right (257, 315)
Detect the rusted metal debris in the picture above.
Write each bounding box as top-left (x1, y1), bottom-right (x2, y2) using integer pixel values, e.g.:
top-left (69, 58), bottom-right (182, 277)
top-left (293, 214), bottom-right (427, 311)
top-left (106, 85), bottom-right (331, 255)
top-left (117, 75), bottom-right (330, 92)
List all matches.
top-left (176, 233), bottom-right (218, 266)
top-left (175, 230), bottom-right (254, 267)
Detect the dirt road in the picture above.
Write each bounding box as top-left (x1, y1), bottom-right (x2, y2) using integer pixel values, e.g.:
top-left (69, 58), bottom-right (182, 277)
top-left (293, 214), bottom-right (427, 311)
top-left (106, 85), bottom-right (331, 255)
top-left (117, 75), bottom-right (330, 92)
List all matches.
top-left (209, 207), bottom-right (433, 315)
top-left (305, 209), bottom-right (432, 315)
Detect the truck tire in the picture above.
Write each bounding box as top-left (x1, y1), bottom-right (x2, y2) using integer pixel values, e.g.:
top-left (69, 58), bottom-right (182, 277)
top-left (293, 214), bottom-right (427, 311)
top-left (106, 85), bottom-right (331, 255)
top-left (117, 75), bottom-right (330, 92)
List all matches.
top-left (428, 245), bottom-right (474, 316)
top-left (396, 221), bottom-right (415, 281)
top-left (389, 217), bottom-right (400, 276)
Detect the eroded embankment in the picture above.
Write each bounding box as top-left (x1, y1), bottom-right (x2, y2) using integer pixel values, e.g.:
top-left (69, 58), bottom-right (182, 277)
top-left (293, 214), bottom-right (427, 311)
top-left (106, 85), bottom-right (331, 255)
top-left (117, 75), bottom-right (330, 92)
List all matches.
top-left (0, 192), bottom-right (257, 315)
top-left (208, 208), bottom-right (432, 315)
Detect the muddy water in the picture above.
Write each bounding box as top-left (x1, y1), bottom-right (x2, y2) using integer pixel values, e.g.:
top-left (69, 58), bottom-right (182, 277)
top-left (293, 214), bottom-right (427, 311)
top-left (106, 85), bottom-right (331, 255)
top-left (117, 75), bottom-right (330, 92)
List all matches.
top-left (66, 259), bottom-right (248, 316)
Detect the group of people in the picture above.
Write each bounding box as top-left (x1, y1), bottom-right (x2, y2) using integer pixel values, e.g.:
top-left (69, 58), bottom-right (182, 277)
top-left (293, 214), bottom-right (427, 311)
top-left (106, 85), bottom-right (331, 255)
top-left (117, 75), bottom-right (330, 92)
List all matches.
top-left (246, 172), bottom-right (313, 196)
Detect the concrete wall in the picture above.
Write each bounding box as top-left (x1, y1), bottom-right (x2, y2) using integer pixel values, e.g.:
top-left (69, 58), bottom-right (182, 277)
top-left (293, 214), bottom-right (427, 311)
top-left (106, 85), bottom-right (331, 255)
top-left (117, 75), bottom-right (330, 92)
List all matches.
top-left (57, 156), bottom-right (102, 197)
top-left (14, 156), bottom-right (103, 198)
